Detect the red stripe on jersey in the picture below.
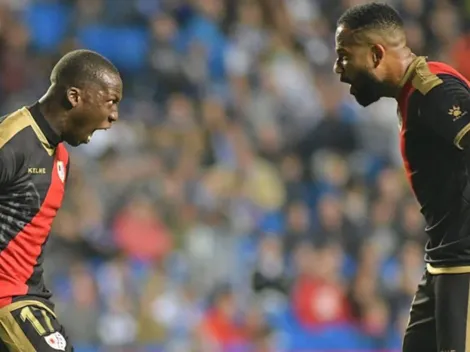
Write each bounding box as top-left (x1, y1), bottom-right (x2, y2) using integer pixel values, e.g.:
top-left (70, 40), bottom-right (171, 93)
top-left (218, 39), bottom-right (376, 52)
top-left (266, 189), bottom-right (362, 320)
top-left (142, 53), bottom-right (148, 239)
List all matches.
top-left (398, 82), bottom-right (416, 187)
top-left (398, 61), bottom-right (470, 190)
top-left (0, 143), bottom-right (68, 307)
top-left (427, 61), bottom-right (470, 87)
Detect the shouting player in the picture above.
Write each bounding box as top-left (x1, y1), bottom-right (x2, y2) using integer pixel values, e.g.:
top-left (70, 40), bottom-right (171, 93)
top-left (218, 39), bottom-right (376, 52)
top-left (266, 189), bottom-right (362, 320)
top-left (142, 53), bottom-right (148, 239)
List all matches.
top-left (335, 2), bottom-right (470, 352)
top-left (0, 49), bottom-right (122, 351)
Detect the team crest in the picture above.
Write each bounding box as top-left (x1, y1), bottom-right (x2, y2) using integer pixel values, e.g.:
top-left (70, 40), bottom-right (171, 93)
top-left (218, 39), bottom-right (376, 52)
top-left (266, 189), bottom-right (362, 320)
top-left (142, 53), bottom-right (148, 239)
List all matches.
top-left (44, 332), bottom-right (67, 351)
top-left (56, 161), bottom-right (65, 183)
top-left (448, 105), bottom-right (467, 121)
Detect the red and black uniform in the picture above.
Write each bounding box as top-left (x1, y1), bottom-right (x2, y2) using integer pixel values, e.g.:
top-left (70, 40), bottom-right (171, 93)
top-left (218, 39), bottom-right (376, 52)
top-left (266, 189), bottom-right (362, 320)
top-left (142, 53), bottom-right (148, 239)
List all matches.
top-left (0, 102), bottom-right (73, 351)
top-left (399, 56), bottom-right (470, 352)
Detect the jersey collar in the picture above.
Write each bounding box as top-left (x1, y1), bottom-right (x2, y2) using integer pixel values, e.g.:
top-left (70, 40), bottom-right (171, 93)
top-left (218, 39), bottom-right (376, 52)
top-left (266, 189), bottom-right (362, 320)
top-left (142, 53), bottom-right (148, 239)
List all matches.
top-left (398, 56), bottom-right (426, 88)
top-left (28, 102), bottom-right (62, 147)
top-left (397, 56), bottom-right (426, 99)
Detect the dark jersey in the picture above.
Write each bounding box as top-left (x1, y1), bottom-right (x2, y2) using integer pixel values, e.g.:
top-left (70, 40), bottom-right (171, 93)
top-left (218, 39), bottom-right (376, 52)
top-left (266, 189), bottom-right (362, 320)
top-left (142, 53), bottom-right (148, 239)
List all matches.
top-left (398, 56), bottom-right (470, 270)
top-left (0, 102), bottom-right (69, 308)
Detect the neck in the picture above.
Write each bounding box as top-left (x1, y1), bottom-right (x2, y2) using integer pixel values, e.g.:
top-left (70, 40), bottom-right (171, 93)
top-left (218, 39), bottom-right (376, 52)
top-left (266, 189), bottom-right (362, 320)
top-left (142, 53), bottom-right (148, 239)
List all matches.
top-left (38, 87), bottom-right (66, 137)
top-left (388, 48), bottom-right (416, 98)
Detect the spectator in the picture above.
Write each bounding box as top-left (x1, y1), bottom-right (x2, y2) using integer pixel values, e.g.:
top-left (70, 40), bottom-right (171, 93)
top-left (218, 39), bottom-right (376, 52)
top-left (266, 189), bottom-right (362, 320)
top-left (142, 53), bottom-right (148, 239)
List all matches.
top-left (112, 195), bottom-right (173, 263)
top-left (252, 235), bottom-right (290, 315)
top-left (283, 201), bottom-right (312, 256)
top-left (198, 285), bottom-right (247, 351)
top-left (57, 263), bottom-right (100, 345)
top-left (291, 242), bottom-right (351, 328)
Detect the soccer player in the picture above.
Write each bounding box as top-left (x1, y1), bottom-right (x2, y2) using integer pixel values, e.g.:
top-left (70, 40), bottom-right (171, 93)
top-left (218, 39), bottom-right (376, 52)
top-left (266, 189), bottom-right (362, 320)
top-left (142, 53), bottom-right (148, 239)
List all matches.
top-left (0, 49), bottom-right (122, 351)
top-left (335, 2), bottom-right (470, 352)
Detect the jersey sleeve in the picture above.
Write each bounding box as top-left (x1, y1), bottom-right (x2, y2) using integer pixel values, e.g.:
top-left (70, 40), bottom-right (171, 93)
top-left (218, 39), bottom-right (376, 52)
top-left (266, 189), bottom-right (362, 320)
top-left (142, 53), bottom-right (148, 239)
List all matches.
top-left (0, 142), bottom-right (17, 187)
top-left (417, 75), bottom-right (470, 149)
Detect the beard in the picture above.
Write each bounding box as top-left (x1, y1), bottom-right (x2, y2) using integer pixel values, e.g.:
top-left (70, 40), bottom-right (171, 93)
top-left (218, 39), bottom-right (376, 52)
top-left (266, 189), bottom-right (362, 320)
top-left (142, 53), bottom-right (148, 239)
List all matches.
top-left (64, 137), bottom-right (82, 147)
top-left (350, 70), bottom-right (384, 107)
top-left (62, 130), bottom-right (89, 147)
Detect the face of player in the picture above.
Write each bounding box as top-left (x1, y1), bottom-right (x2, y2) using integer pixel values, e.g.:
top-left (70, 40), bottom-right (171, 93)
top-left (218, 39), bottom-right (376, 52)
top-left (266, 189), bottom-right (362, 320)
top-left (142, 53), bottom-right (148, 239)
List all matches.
top-left (334, 25), bottom-right (386, 107)
top-left (64, 71), bottom-right (122, 146)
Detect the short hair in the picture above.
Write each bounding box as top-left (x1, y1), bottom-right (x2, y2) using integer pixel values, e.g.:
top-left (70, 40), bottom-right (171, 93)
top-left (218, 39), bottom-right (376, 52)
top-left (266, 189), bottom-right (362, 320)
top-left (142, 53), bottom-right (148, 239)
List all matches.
top-left (337, 2), bottom-right (404, 33)
top-left (50, 49), bottom-right (119, 88)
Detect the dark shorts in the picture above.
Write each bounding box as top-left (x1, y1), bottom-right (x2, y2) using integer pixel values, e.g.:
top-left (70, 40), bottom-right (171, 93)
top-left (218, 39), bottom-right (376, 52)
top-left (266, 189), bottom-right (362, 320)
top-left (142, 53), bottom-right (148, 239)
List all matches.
top-left (403, 267), bottom-right (470, 352)
top-left (0, 300), bottom-right (73, 352)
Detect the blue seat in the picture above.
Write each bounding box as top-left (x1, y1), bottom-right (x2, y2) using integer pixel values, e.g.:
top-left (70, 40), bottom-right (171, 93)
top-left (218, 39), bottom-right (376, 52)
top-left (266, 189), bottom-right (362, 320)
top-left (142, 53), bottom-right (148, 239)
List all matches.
top-left (52, 275), bottom-right (72, 301)
top-left (276, 309), bottom-right (373, 350)
top-left (258, 211), bottom-right (284, 234)
top-left (176, 16), bottom-right (228, 82)
top-left (24, 3), bottom-right (71, 52)
top-left (73, 346), bottom-right (100, 352)
top-left (342, 254), bottom-right (357, 280)
top-left (77, 25), bottom-right (149, 71)
top-left (284, 324), bottom-right (367, 350)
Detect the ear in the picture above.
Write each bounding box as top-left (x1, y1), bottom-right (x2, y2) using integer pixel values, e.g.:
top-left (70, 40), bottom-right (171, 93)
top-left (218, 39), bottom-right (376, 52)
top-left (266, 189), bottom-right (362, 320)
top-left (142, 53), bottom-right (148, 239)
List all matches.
top-left (66, 87), bottom-right (81, 108)
top-left (371, 44), bottom-right (386, 68)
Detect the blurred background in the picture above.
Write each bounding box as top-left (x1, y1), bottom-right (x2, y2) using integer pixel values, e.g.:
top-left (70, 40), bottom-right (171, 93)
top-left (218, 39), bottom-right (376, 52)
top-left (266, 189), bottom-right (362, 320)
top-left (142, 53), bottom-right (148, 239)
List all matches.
top-left (1, 0), bottom-right (468, 351)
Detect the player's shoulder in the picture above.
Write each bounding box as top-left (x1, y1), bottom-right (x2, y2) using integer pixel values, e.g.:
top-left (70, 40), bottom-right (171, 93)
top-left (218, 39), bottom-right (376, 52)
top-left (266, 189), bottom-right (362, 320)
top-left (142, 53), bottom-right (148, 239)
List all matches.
top-left (0, 107), bottom-right (36, 149)
top-left (411, 60), bottom-right (470, 97)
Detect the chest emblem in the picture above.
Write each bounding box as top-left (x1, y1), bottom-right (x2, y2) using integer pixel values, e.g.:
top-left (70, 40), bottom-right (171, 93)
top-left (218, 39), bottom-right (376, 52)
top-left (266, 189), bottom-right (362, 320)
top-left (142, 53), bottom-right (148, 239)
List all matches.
top-left (57, 161), bottom-right (65, 183)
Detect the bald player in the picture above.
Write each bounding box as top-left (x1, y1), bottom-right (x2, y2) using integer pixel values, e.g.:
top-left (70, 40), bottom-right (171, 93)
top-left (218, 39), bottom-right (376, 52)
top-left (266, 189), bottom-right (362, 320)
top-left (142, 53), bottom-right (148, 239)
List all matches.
top-left (335, 2), bottom-right (470, 352)
top-left (0, 49), bottom-right (122, 351)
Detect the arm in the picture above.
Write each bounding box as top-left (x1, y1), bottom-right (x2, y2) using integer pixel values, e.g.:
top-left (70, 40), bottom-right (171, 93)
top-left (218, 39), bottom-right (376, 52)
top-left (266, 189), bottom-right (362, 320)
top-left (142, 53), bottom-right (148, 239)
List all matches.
top-left (457, 132), bottom-right (470, 202)
top-left (418, 75), bottom-right (470, 149)
top-left (0, 142), bottom-right (17, 188)
top-left (420, 75), bottom-right (470, 202)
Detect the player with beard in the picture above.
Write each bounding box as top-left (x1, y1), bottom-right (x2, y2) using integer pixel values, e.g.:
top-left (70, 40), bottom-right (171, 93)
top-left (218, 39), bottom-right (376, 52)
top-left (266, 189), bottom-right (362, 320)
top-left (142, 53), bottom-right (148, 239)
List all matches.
top-left (336, 2), bottom-right (470, 352)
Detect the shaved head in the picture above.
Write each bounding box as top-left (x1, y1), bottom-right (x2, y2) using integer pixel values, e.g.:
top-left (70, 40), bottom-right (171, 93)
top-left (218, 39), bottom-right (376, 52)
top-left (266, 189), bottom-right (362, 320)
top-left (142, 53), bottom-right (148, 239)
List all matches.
top-left (50, 49), bottom-right (119, 89)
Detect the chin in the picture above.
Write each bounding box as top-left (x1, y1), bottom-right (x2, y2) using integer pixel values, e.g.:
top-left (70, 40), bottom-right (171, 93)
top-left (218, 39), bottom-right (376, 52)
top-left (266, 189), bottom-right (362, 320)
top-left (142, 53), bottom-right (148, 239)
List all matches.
top-left (355, 97), bottom-right (380, 107)
top-left (64, 138), bottom-right (84, 147)
top-left (353, 91), bottom-right (381, 107)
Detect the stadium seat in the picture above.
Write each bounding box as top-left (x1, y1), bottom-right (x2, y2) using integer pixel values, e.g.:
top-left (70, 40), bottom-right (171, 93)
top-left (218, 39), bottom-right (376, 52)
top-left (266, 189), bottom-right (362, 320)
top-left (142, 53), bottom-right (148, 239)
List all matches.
top-left (77, 25), bottom-right (149, 72)
top-left (24, 3), bottom-right (71, 52)
top-left (73, 346), bottom-right (100, 352)
top-left (258, 211), bottom-right (284, 234)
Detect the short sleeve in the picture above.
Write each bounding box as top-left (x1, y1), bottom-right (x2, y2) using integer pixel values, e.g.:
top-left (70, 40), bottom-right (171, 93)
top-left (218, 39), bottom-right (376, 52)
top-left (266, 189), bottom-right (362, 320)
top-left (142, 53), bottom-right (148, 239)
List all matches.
top-left (418, 75), bottom-right (470, 149)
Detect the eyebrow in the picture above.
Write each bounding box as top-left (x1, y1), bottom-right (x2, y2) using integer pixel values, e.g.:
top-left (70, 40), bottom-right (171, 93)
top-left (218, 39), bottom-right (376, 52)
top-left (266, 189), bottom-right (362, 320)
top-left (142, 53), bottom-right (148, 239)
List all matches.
top-left (336, 48), bottom-right (348, 54)
top-left (107, 93), bottom-right (121, 101)
top-left (107, 86), bottom-right (122, 96)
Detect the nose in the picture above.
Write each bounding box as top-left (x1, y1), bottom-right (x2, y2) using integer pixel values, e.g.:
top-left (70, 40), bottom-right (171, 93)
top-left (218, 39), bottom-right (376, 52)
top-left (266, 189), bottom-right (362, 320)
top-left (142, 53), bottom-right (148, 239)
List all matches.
top-left (334, 61), bottom-right (343, 75)
top-left (108, 111), bottom-right (118, 124)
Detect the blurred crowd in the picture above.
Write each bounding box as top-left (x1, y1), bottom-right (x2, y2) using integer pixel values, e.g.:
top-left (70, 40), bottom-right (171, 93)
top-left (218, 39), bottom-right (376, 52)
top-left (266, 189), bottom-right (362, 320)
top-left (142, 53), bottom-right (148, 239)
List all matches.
top-left (1, 0), bottom-right (469, 351)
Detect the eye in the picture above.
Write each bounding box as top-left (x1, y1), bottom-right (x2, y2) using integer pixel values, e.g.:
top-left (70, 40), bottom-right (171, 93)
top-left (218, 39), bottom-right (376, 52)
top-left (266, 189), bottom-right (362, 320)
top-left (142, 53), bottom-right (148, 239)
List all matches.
top-left (338, 54), bottom-right (348, 64)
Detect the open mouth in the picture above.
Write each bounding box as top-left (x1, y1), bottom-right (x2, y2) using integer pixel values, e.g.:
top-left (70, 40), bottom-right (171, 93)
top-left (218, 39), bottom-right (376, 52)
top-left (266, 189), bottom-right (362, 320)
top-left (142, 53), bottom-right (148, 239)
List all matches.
top-left (340, 78), bottom-right (356, 95)
top-left (92, 127), bottom-right (109, 134)
top-left (86, 128), bottom-right (109, 143)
